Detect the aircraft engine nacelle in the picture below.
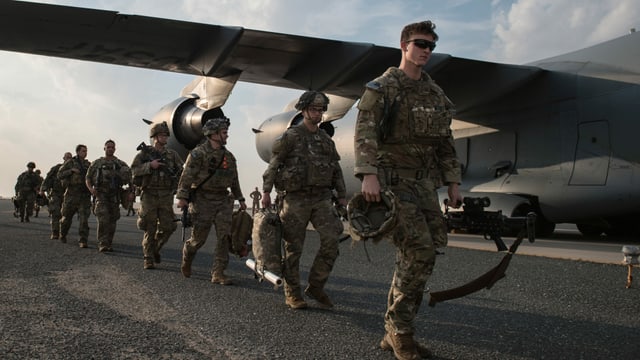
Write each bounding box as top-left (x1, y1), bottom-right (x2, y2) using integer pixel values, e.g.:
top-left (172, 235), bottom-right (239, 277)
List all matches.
top-left (148, 95), bottom-right (224, 160)
top-left (253, 110), bottom-right (336, 164)
top-left (253, 110), bottom-right (299, 163)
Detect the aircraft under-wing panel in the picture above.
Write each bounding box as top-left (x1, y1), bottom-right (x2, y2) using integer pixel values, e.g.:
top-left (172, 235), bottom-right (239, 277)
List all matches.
top-left (2, 1), bottom-right (640, 237)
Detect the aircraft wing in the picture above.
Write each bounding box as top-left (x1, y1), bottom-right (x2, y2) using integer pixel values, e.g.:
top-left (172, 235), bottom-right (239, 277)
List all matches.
top-left (0, 1), bottom-right (398, 99)
top-left (529, 30), bottom-right (640, 85)
top-left (0, 0), bottom-right (543, 114)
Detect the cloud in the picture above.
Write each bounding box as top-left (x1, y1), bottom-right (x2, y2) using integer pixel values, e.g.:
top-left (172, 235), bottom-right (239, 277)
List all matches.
top-left (486, 0), bottom-right (640, 64)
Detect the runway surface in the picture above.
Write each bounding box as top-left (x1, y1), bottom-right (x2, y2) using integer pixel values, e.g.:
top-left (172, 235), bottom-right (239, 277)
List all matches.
top-left (1, 199), bottom-right (639, 359)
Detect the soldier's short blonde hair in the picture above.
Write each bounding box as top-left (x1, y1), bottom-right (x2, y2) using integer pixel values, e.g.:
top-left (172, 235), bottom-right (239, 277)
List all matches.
top-left (401, 21), bottom-right (438, 42)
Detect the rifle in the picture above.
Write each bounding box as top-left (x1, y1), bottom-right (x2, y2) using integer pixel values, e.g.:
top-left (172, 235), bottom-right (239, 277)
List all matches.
top-left (443, 196), bottom-right (536, 252)
top-left (177, 153), bottom-right (226, 242)
top-left (135, 142), bottom-right (180, 179)
top-left (179, 201), bottom-right (192, 243)
top-left (331, 194), bottom-right (351, 243)
top-left (428, 198), bottom-right (537, 307)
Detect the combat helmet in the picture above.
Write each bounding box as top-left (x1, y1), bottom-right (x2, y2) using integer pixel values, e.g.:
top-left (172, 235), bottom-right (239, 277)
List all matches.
top-left (203, 117), bottom-right (230, 136)
top-left (149, 121), bottom-right (170, 137)
top-left (294, 91), bottom-right (329, 111)
top-left (347, 189), bottom-right (398, 242)
top-left (26, 161), bottom-right (36, 168)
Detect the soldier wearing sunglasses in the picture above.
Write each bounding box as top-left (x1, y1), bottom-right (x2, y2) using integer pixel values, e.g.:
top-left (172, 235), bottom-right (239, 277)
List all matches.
top-left (354, 20), bottom-right (463, 360)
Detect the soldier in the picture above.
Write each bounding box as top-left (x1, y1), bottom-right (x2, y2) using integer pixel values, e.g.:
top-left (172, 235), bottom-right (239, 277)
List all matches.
top-left (354, 21), bottom-right (463, 359)
top-left (176, 117), bottom-right (247, 284)
top-left (249, 187), bottom-right (262, 215)
top-left (86, 140), bottom-right (131, 252)
top-left (57, 144), bottom-right (92, 247)
top-left (125, 188), bottom-right (136, 216)
top-left (32, 169), bottom-right (44, 217)
top-left (14, 161), bottom-right (41, 223)
top-left (131, 122), bottom-right (184, 269)
top-left (41, 152), bottom-right (73, 239)
top-left (261, 91), bottom-right (347, 310)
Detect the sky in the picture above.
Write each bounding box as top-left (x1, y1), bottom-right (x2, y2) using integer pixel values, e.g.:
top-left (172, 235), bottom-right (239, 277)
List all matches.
top-left (1, 0), bottom-right (638, 198)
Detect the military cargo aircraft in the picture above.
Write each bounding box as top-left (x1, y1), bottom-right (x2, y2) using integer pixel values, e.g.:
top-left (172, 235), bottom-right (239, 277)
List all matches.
top-left (1, 1), bottom-right (639, 237)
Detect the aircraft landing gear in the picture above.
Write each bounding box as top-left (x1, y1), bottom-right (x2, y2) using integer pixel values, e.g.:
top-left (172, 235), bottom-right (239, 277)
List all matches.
top-left (576, 223), bottom-right (604, 238)
top-left (512, 204), bottom-right (555, 238)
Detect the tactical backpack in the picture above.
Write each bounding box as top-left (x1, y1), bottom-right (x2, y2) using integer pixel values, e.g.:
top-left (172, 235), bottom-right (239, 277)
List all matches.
top-left (230, 209), bottom-right (252, 258)
top-left (250, 208), bottom-right (283, 277)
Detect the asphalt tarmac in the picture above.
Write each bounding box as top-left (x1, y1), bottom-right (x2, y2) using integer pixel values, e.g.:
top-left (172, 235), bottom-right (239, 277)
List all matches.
top-left (1, 199), bottom-right (639, 359)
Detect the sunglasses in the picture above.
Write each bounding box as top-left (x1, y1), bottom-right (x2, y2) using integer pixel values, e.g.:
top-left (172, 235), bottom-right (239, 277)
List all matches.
top-left (407, 39), bottom-right (436, 51)
top-left (307, 106), bottom-right (325, 113)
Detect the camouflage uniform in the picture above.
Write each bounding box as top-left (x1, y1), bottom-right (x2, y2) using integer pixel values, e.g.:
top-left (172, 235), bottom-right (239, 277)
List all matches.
top-left (131, 145), bottom-right (183, 266)
top-left (14, 164), bottom-right (41, 222)
top-left (58, 155), bottom-right (92, 245)
top-left (42, 162), bottom-right (66, 238)
top-left (262, 121), bottom-right (346, 305)
top-left (176, 141), bottom-right (244, 278)
top-left (354, 67), bottom-right (461, 335)
top-left (86, 156), bottom-right (131, 251)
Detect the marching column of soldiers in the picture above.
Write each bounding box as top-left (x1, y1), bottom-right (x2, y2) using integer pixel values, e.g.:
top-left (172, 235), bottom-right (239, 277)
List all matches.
top-left (11, 31), bottom-right (459, 357)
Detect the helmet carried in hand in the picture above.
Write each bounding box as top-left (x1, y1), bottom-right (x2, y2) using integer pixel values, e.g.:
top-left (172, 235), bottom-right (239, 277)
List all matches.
top-left (347, 189), bottom-right (398, 242)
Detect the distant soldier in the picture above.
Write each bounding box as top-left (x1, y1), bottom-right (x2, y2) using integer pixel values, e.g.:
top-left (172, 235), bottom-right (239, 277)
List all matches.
top-left (176, 117), bottom-right (247, 284)
top-left (41, 152), bottom-right (72, 239)
top-left (131, 121), bottom-right (184, 270)
top-left (33, 169), bottom-right (44, 217)
top-left (249, 187), bottom-right (262, 215)
top-left (86, 140), bottom-right (131, 252)
top-left (125, 188), bottom-right (136, 216)
top-left (261, 91), bottom-right (347, 309)
top-left (14, 161), bottom-right (41, 223)
top-left (58, 144), bottom-right (92, 247)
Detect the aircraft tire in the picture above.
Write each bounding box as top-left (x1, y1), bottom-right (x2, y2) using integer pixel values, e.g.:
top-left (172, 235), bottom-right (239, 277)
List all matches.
top-left (535, 215), bottom-right (556, 237)
top-left (576, 223), bottom-right (604, 238)
top-left (603, 218), bottom-right (640, 237)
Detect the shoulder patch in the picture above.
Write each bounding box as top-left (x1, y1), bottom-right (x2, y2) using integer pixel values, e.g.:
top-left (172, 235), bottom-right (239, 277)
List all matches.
top-left (365, 81), bottom-right (383, 92)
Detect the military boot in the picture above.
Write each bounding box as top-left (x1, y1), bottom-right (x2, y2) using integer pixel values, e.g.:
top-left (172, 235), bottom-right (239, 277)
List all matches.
top-left (181, 249), bottom-right (194, 278)
top-left (285, 296), bottom-right (308, 309)
top-left (211, 270), bottom-right (233, 285)
top-left (143, 257), bottom-right (155, 270)
top-left (380, 332), bottom-right (420, 360)
top-left (381, 334), bottom-right (432, 359)
top-left (153, 250), bottom-right (162, 264)
top-left (50, 231), bottom-right (59, 240)
top-left (304, 285), bottom-right (333, 308)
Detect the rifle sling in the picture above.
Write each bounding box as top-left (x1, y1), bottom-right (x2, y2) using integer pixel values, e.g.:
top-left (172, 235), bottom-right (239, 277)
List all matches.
top-left (428, 229), bottom-right (526, 307)
top-left (191, 150), bottom-right (226, 197)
